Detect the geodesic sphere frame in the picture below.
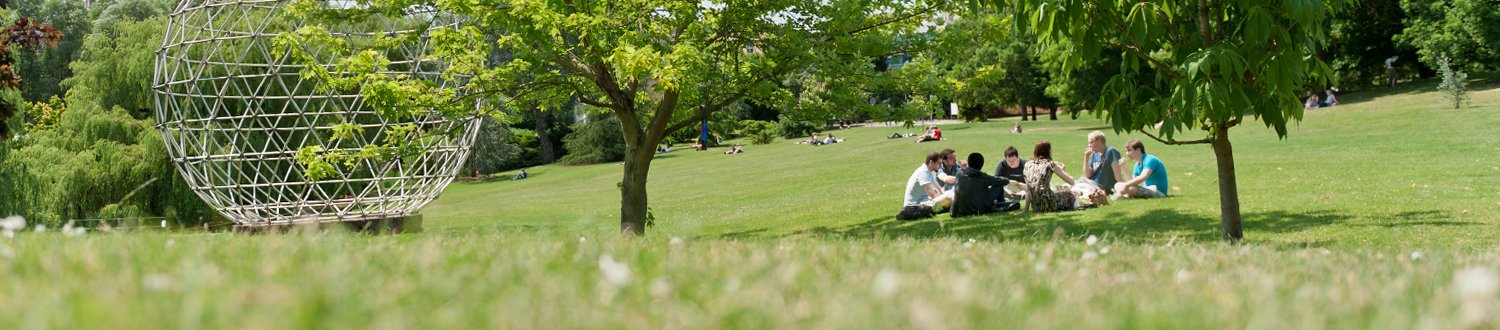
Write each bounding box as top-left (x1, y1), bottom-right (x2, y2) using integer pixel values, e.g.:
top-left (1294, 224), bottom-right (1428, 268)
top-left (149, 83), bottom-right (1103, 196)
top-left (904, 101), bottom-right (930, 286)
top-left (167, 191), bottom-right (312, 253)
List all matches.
top-left (152, 0), bottom-right (479, 226)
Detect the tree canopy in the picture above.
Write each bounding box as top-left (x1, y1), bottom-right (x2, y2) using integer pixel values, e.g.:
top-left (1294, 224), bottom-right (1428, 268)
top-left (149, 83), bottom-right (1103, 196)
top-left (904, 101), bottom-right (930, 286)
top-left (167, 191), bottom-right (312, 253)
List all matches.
top-left (984, 0), bottom-right (1345, 240)
top-left (281, 0), bottom-right (937, 235)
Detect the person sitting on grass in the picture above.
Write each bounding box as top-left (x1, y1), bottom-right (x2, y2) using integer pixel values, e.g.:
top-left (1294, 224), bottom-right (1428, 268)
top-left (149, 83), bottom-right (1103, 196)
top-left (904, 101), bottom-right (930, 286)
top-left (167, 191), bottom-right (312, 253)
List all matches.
top-left (897, 152), bottom-right (954, 221)
top-left (1023, 141), bottom-right (1079, 213)
top-left (1113, 139), bottom-right (1170, 200)
top-left (802, 133), bottom-right (824, 146)
top-left (512, 169), bottom-right (528, 181)
top-left (1011, 122), bottom-right (1023, 134)
top-left (936, 148), bottom-right (961, 191)
top-left (915, 125), bottom-right (942, 143)
top-left (823, 134), bottom-right (844, 144)
top-left (1083, 130), bottom-right (1124, 196)
top-left (952, 152), bottom-right (1015, 218)
top-left (724, 144), bottom-right (744, 154)
top-left (657, 144), bottom-right (671, 153)
top-left (993, 146), bottom-right (1029, 200)
top-left (1321, 88), bottom-right (1339, 107)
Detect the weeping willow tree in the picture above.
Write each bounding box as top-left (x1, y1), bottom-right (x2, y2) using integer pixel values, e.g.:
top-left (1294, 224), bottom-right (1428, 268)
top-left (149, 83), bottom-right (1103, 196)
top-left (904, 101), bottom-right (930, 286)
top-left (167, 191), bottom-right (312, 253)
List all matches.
top-left (2, 13), bottom-right (217, 225)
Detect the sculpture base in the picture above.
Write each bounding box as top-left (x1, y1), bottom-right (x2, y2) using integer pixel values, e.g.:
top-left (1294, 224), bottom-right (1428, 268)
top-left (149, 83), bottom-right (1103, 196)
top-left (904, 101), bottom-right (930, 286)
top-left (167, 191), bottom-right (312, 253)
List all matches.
top-left (233, 214), bottom-right (423, 234)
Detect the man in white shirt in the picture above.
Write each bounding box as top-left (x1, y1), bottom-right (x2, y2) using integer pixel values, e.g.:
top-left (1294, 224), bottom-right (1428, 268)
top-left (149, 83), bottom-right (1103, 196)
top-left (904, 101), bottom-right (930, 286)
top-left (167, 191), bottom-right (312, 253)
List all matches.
top-left (898, 152), bottom-right (953, 220)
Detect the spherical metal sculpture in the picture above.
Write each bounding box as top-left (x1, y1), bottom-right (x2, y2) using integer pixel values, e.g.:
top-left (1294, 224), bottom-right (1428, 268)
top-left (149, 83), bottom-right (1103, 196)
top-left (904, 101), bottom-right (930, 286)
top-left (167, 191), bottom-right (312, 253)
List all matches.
top-left (153, 0), bottom-right (478, 227)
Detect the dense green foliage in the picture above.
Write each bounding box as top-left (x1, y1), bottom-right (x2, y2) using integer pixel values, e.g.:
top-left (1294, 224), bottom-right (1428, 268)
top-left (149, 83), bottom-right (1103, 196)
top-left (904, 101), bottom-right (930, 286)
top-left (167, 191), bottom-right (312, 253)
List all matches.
top-left (1396, 0), bottom-right (1500, 71)
top-left (11, 0), bottom-right (89, 101)
top-left (1, 0), bottom-right (216, 225)
top-left (62, 16), bottom-right (166, 116)
top-left (1326, 0), bottom-right (1420, 87)
top-left (558, 116), bottom-right (626, 165)
top-left (465, 116), bottom-right (526, 176)
top-left (776, 117), bottom-right (820, 139)
top-left (737, 120), bottom-right (779, 145)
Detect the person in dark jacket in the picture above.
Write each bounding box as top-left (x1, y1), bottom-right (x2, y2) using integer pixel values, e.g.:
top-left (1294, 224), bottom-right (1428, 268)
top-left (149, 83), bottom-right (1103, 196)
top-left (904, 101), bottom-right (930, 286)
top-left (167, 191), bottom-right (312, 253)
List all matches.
top-left (952, 153), bottom-right (1013, 218)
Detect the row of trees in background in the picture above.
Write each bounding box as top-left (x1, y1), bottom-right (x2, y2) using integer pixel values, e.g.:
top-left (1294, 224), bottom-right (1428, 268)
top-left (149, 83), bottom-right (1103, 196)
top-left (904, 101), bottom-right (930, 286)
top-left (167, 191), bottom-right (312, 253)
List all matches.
top-left (1, 0), bottom-right (1494, 234)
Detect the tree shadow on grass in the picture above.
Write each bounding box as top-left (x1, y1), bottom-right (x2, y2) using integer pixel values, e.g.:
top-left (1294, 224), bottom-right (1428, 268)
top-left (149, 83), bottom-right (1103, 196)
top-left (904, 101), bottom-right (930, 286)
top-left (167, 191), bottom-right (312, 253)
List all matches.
top-left (717, 207), bottom-right (1469, 245)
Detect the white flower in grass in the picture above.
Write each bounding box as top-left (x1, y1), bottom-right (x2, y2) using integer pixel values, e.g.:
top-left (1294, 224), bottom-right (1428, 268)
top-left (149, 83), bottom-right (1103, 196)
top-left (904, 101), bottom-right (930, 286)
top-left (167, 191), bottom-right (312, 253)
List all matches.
top-left (1454, 267), bottom-right (1499, 327)
top-left (649, 278), bottom-right (673, 298)
top-left (669, 236), bottom-right (684, 246)
top-left (578, 236), bottom-right (587, 243)
top-left (144, 274), bottom-right (173, 291)
top-left (1411, 251), bottom-right (1423, 261)
top-left (1081, 251), bottom-right (1098, 261)
top-left (873, 268), bottom-right (901, 298)
top-left (1100, 247), bottom-right (1111, 255)
top-left (1175, 269), bottom-right (1193, 283)
top-left (963, 238), bottom-right (976, 248)
top-left (0, 216), bottom-right (24, 237)
top-left (32, 224), bottom-right (44, 233)
top-left (62, 222), bottom-right (87, 237)
top-left (1086, 235), bottom-right (1099, 246)
top-left (598, 254), bottom-right (631, 288)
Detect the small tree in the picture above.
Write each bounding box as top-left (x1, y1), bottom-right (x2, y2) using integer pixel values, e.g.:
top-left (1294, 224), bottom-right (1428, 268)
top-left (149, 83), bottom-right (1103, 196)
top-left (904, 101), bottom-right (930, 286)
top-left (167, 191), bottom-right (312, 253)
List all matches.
top-left (988, 0), bottom-right (1346, 241)
top-left (1437, 55), bottom-right (1469, 109)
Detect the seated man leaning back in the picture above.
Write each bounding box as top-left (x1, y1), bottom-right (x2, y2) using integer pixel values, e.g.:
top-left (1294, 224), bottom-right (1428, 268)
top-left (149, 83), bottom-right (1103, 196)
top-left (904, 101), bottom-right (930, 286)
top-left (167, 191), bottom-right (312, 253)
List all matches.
top-left (897, 152), bottom-right (954, 220)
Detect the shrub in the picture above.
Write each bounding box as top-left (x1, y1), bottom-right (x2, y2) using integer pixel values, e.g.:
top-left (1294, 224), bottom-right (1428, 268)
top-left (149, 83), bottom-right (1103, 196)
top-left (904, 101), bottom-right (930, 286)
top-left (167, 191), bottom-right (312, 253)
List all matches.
top-left (737, 120), bottom-right (779, 145)
top-left (558, 116), bottom-right (626, 165)
top-left (777, 117), bottom-right (819, 139)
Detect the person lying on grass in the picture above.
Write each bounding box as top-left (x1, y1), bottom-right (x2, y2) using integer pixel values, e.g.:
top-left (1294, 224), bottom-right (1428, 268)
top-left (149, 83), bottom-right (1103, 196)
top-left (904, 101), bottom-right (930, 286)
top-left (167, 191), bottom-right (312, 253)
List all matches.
top-left (1113, 139), bottom-right (1170, 200)
top-left (915, 125), bottom-right (941, 143)
top-left (897, 151), bottom-right (954, 221)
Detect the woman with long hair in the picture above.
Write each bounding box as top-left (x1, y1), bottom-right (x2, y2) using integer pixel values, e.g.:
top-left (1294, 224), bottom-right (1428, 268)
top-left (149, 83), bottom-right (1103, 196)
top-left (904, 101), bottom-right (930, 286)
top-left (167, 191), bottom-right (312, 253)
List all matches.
top-left (1023, 141), bottom-right (1079, 212)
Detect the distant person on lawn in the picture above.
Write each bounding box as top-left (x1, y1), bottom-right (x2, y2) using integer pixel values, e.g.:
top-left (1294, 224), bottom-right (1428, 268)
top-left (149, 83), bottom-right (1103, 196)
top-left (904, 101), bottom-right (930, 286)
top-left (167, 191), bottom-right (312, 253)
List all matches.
top-left (1023, 141), bottom-right (1079, 212)
top-left (1114, 139), bottom-right (1170, 199)
top-left (1321, 88), bottom-right (1339, 107)
top-left (915, 125), bottom-right (941, 143)
top-left (724, 143), bottom-right (744, 154)
top-left (952, 152), bottom-right (1015, 218)
top-left (512, 169), bottom-right (528, 181)
top-left (1083, 130), bottom-right (1124, 196)
top-left (897, 152), bottom-right (954, 220)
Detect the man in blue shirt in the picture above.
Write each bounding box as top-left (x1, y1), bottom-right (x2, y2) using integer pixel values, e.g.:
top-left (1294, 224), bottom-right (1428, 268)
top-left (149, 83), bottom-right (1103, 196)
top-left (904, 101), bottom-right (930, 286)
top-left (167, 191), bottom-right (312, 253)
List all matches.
top-left (1113, 139), bottom-right (1169, 199)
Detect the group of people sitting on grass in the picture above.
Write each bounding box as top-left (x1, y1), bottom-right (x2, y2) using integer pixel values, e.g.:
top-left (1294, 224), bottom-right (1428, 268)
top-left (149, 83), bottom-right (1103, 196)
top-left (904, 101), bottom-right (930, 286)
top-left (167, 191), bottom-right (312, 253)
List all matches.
top-left (798, 133), bottom-right (846, 146)
top-left (1305, 88), bottom-right (1339, 109)
top-left (897, 130), bottom-right (1170, 220)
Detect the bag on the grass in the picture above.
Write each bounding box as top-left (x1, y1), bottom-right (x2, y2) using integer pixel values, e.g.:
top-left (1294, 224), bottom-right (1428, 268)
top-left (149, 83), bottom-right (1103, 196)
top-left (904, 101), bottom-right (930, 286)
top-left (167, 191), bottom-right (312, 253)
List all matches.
top-left (896, 205), bottom-right (934, 221)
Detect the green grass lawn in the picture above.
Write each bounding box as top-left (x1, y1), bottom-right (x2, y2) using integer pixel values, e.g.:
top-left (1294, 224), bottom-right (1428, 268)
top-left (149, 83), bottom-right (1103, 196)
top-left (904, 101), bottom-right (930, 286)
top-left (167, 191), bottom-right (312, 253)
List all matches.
top-left (429, 78), bottom-right (1500, 250)
top-left (1, 80), bottom-right (1498, 329)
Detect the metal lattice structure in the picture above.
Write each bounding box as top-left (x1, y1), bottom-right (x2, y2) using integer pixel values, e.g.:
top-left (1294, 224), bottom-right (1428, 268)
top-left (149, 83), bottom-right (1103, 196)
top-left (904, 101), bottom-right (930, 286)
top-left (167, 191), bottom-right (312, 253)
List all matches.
top-left (152, 0), bottom-right (479, 227)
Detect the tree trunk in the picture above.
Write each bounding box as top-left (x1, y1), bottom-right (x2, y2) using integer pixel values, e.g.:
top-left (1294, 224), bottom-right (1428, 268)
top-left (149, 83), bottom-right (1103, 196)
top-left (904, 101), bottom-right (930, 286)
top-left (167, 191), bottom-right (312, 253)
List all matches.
top-left (1028, 105), bottom-right (1038, 121)
top-left (1211, 127), bottom-right (1243, 241)
top-left (1019, 105), bottom-right (1028, 121)
top-left (619, 145), bottom-right (653, 236)
top-left (1049, 106), bottom-right (1057, 120)
top-left (532, 108), bottom-right (555, 164)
